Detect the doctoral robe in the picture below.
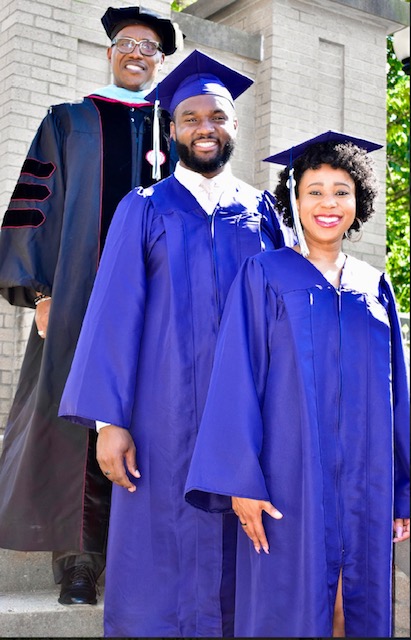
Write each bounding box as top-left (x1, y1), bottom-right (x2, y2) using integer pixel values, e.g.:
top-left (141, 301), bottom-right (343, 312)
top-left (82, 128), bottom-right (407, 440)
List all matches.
top-left (59, 175), bottom-right (285, 637)
top-left (0, 95), bottom-right (174, 552)
top-left (185, 248), bottom-right (410, 638)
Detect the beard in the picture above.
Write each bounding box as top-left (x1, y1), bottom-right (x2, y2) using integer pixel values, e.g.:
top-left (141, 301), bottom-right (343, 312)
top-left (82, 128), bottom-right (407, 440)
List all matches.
top-left (175, 137), bottom-right (235, 174)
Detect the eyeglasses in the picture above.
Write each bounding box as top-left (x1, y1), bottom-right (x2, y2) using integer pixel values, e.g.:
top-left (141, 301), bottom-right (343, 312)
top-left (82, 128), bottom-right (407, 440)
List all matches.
top-left (111, 37), bottom-right (163, 56)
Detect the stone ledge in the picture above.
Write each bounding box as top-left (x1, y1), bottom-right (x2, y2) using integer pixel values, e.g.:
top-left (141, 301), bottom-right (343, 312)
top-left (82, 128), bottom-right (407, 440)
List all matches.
top-left (0, 589), bottom-right (104, 638)
top-left (182, 0), bottom-right (410, 26)
top-left (172, 10), bottom-right (263, 60)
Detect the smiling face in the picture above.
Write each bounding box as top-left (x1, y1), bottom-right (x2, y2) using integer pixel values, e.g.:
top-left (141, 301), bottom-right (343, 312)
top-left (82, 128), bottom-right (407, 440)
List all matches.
top-left (170, 94), bottom-right (239, 177)
top-left (296, 164), bottom-right (356, 250)
top-left (107, 24), bottom-right (165, 92)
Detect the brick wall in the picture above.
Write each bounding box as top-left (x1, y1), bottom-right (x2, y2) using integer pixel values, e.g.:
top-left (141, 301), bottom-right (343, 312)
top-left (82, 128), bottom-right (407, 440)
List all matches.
top-left (205, 0), bottom-right (390, 269)
top-left (0, 0), bottom-right (405, 431)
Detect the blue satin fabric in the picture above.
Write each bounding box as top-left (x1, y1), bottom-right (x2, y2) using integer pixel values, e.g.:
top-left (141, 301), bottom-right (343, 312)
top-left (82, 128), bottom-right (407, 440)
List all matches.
top-left (186, 248), bottom-right (410, 638)
top-left (60, 175), bottom-right (285, 636)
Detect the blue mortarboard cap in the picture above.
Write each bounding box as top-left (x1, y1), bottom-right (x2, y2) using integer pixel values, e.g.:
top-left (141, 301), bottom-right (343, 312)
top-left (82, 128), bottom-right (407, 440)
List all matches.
top-left (264, 130), bottom-right (382, 166)
top-left (145, 49), bottom-right (253, 114)
top-left (264, 131), bottom-right (382, 258)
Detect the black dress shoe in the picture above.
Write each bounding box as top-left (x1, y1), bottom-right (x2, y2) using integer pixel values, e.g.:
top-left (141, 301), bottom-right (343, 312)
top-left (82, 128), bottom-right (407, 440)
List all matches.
top-left (58, 564), bottom-right (98, 605)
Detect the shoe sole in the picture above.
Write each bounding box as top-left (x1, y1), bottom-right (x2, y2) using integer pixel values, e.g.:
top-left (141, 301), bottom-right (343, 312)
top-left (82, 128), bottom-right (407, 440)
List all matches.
top-left (58, 598), bottom-right (97, 605)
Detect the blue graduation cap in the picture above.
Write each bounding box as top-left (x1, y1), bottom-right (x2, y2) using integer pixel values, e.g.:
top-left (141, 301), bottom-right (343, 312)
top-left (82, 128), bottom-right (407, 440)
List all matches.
top-left (101, 6), bottom-right (184, 56)
top-left (145, 49), bottom-right (253, 115)
top-left (263, 130), bottom-right (383, 257)
top-left (146, 49), bottom-right (253, 180)
top-left (264, 130), bottom-right (382, 166)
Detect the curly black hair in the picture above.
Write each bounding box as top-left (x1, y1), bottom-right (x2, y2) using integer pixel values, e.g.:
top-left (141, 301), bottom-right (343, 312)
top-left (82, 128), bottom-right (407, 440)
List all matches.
top-left (273, 141), bottom-right (380, 236)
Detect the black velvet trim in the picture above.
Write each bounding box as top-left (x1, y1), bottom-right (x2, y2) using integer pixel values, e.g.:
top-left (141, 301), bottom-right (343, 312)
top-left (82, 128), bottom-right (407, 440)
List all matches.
top-left (93, 99), bottom-right (134, 253)
top-left (11, 183), bottom-right (51, 202)
top-left (220, 513), bottom-right (237, 637)
top-left (2, 208), bottom-right (45, 228)
top-left (81, 429), bottom-right (111, 554)
top-left (21, 158), bottom-right (56, 178)
top-left (92, 98), bottom-right (173, 253)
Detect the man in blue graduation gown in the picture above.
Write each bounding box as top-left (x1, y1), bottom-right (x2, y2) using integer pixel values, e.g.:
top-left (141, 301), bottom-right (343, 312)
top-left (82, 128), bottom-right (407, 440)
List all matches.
top-left (59, 50), bottom-right (287, 637)
top-left (0, 6), bottom-right (182, 605)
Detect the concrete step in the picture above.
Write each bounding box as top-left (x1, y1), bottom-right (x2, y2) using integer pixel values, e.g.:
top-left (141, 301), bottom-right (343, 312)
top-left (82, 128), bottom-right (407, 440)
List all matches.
top-left (0, 549), bottom-right (54, 593)
top-left (395, 537), bottom-right (410, 576)
top-left (0, 576), bottom-right (408, 638)
top-left (0, 436), bottom-right (408, 637)
top-left (0, 589), bottom-right (104, 637)
top-left (0, 548), bottom-right (105, 637)
top-left (394, 566), bottom-right (410, 638)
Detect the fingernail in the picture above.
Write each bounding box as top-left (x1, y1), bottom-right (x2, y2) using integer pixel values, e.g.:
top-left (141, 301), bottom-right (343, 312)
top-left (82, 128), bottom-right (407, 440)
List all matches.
top-left (263, 545), bottom-right (270, 554)
top-left (274, 510), bottom-right (283, 519)
top-left (254, 546), bottom-right (261, 554)
top-left (135, 469), bottom-right (141, 478)
top-left (396, 525), bottom-right (403, 539)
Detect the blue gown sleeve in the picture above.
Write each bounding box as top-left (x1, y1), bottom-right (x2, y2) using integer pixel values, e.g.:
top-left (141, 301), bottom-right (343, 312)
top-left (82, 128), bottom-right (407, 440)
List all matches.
top-left (380, 273), bottom-right (410, 518)
top-left (0, 111), bottom-right (65, 306)
top-left (185, 256), bottom-right (273, 512)
top-left (58, 188), bottom-right (151, 429)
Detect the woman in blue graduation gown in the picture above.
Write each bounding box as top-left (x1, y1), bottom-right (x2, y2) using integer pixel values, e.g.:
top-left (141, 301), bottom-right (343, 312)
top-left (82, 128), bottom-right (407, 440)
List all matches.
top-left (185, 132), bottom-right (410, 638)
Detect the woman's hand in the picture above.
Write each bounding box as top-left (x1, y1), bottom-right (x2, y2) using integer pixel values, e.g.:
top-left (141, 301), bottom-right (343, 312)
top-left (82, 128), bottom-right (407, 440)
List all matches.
top-left (232, 496), bottom-right (283, 554)
top-left (393, 518), bottom-right (410, 542)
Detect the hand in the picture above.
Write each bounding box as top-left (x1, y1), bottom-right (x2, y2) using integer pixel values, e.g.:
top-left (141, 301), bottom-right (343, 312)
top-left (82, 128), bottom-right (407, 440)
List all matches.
top-left (35, 297), bottom-right (51, 339)
top-left (232, 496), bottom-right (283, 554)
top-left (393, 518), bottom-right (410, 542)
top-left (96, 425), bottom-right (141, 493)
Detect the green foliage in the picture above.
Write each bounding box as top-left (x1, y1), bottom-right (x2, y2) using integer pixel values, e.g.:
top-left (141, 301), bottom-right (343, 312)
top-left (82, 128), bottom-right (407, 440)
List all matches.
top-left (386, 35), bottom-right (410, 312)
top-left (171, 0), bottom-right (197, 11)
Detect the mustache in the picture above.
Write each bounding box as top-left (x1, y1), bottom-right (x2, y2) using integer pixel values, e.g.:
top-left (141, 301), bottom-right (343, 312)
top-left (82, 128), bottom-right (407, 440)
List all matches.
top-left (193, 135), bottom-right (219, 142)
top-left (174, 139), bottom-right (235, 174)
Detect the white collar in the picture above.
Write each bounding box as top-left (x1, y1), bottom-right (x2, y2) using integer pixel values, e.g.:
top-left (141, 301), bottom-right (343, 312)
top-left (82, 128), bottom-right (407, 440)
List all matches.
top-left (174, 163), bottom-right (234, 215)
top-left (174, 162), bottom-right (233, 193)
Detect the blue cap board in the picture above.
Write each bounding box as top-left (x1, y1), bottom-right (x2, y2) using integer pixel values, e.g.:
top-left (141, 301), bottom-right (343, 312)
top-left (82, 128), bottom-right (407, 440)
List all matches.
top-left (264, 130), bottom-right (383, 259)
top-left (264, 130), bottom-right (383, 166)
top-left (145, 49), bottom-right (253, 114)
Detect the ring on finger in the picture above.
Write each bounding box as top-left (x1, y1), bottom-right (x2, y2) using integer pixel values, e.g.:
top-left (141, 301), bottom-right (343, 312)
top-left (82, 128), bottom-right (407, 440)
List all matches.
top-left (240, 521), bottom-right (247, 527)
top-left (104, 470), bottom-right (111, 476)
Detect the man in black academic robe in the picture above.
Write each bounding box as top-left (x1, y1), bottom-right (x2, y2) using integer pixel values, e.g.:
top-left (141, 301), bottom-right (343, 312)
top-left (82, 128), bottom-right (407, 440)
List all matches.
top-left (0, 6), bottom-right (182, 605)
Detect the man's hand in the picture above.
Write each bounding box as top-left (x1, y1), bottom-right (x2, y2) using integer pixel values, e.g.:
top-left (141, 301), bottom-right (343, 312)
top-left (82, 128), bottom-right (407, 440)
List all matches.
top-left (35, 297), bottom-right (51, 339)
top-left (96, 425), bottom-right (141, 493)
top-left (232, 496), bottom-right (283, 554)
top-left (393, 518), bottom-right (410, 542)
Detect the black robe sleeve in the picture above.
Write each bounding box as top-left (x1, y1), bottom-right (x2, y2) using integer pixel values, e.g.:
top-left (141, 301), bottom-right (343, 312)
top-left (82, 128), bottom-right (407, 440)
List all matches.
top-left (0, 110), bottom-right (65, 307)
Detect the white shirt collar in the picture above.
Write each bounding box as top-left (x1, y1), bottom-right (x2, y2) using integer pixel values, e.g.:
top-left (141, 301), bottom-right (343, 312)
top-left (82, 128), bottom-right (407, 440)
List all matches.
top-left (174, 162), bottom-right (234, 215)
